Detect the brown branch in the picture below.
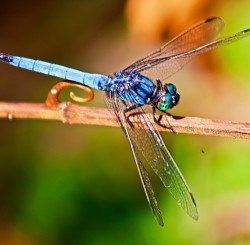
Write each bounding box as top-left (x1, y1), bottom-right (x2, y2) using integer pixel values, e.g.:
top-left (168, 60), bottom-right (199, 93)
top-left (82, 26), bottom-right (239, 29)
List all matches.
top-left (0, 101), bottom-right (249, 139)
top-left (0, 81), bottom-right (249, 139)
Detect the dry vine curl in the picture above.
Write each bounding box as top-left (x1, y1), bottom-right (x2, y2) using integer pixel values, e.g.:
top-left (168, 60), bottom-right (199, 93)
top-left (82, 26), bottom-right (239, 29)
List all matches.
top-left (45, 80), bottom-right (94, 108)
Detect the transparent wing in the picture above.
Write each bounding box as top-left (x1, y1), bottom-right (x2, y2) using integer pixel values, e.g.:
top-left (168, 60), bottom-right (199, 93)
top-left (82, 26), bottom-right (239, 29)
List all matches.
top-left (105, 93), bottom-right (198, 221)
top-left (122, 17), bottom-right (250, 82)
top-left (104, 93), bottom-right (164, 226)
top-left (123, 17), bottom-right (224, 81)
top-left (126, 103), bottom-right (198, 220)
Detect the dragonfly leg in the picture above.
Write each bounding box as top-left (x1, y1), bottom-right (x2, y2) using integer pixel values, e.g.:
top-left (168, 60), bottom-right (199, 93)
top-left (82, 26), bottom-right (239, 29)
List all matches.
top-left (153, 107), bottom-right (176, 133)
top-left (122, 101), bottom-right (144, 128)
top-left (156, 79), bottom-right (163, 90)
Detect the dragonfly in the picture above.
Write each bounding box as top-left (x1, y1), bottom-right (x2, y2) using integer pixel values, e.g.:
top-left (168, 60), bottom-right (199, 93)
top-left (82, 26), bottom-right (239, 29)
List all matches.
top-left (0, 17), bottom-right (249, 226)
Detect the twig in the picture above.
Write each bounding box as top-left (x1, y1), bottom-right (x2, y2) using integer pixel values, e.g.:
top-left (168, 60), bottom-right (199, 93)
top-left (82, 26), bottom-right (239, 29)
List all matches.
top-left (0, 101), bottom-right (249, 139)
top-left (0, 81), bottom-right (249, 139)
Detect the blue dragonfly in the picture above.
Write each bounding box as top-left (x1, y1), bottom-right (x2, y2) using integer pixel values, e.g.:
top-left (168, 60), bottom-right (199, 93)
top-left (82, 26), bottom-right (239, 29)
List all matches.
top-left (0, 17), bottom-right (249, 226)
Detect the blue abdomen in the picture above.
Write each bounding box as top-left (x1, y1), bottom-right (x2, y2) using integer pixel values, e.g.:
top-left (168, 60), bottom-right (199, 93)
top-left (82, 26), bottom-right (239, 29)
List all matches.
top-left (0, 53), bottom-right (110, 90)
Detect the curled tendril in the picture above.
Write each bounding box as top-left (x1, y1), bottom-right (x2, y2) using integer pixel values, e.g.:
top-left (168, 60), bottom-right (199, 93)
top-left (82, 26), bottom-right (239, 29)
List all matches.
top-left (45, 80), bottom-right (94, 108)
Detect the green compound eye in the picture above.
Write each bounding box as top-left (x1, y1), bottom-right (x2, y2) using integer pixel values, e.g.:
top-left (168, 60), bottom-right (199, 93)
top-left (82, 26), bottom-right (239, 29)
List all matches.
top-left (158, 93), bottom-right (172, 111)
top-left (165, 83), bottom-right (176, 94)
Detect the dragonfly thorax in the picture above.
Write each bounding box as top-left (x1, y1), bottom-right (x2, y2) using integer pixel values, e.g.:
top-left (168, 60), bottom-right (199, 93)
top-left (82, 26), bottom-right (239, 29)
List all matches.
top-left (110, 71), bottom-right (156, 105)
top-left (110, 71), bottom-right (180, 109)
top-left (109, 71), bottom-right (135, 92)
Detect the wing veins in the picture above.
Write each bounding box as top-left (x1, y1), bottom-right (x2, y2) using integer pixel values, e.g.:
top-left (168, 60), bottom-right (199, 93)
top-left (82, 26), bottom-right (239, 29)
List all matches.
top-left (104, 94), bottom-right (164, 226)
top-left (123, 100), bottom-right (198, 220)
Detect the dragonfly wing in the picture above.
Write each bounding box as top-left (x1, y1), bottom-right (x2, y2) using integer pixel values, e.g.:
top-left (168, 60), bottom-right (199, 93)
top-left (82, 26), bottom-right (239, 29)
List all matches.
top-left (122, 17), bottom-right (224, 81)
top-left (141, 28), bottom-right (250, 82)
top-left (104, 93), bottom-right (164, 226)
top-left (108, 93), bottom-right (198, 220)
top-left (163, 28), bottom-right (250, 60)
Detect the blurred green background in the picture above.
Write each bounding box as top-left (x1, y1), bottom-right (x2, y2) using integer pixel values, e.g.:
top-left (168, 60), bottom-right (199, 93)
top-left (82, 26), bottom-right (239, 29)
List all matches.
top-left (0, 0), bottom-right (250, 244)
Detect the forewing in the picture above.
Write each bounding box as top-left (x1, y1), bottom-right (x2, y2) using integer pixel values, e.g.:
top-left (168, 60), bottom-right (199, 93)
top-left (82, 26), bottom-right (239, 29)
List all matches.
top-left (104, 93), bottom-right (164, 226)
top-left (123, 17), bottom-right (224, 81)
top-left (115, 98), bottom-right (198, 220)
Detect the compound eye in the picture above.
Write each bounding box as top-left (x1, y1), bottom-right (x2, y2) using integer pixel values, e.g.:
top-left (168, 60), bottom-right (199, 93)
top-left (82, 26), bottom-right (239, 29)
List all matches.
top-left (165, 83), bottom-right (177, 95)
top-left (157, 94), bottom-right (172, 111)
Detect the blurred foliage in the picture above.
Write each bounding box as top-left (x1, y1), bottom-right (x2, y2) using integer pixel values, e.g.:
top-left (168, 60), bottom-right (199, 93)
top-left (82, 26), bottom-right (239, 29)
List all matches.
top-left (0, 0), bottom-right (250, 244)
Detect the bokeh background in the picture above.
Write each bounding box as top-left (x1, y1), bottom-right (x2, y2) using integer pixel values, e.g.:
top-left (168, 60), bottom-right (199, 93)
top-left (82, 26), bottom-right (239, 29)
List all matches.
top-left (0, 0), bottom-right (250, 244)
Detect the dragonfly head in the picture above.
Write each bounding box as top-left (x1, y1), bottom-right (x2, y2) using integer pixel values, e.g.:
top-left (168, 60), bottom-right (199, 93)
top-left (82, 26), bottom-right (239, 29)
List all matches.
top-left (156, 83), bottom-right (180, 111)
